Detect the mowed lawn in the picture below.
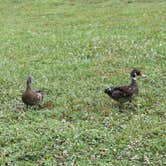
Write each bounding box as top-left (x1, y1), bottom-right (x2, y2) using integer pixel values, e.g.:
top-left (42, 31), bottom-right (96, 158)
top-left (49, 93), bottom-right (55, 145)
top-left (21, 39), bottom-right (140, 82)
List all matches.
top-left (0, 0), bottom-right (165, 165)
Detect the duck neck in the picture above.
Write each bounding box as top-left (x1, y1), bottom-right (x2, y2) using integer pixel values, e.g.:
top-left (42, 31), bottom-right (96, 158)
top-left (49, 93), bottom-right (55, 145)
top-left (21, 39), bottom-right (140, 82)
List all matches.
top-left (131, 77), bottom-right (137, 86)
top-left (26, 83), bottom-right (31, 90)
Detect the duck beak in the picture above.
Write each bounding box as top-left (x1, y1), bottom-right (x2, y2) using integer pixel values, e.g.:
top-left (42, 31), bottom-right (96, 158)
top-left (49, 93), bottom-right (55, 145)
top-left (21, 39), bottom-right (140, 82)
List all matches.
top-left (141, 73), bottom-right (146, 77)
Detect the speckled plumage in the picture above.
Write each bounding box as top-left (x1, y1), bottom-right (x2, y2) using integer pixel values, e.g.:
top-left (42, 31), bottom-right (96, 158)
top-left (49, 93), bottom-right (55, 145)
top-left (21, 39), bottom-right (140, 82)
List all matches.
top-left (104, 69), bottom-right (145, 103)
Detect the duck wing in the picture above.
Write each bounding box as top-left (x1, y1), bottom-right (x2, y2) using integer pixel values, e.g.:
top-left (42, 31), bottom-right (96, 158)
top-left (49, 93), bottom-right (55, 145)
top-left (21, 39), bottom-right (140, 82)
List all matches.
top-left (112, 85), bottom-right (135, 98)
top-left (32, 90), bottom-right (44, 101)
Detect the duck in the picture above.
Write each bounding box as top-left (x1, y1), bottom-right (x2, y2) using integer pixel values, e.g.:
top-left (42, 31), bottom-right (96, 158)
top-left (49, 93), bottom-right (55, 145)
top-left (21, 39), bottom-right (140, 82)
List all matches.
top-left (22, 76), bottom-right (44, 108)
top-left (104, 69), bottom-right (146, 103)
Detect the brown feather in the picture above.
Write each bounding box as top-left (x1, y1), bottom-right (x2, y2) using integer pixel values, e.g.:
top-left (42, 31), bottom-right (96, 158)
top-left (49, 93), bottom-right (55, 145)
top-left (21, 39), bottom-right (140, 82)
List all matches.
top-left (22, 76), bottom-right (43, 107)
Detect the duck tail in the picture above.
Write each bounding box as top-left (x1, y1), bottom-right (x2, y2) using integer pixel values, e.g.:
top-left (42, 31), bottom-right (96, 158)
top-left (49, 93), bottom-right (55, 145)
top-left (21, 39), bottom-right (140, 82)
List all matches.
top-left (35, 90), bottom-right (46, 95)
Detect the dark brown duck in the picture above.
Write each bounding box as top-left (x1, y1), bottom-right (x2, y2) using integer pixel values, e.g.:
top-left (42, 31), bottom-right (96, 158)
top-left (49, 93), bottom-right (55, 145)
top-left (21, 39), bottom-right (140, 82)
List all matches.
top-left (104, 69), bottom-right (146, 103)
top-left (22, 76), bottom-right (43, 108)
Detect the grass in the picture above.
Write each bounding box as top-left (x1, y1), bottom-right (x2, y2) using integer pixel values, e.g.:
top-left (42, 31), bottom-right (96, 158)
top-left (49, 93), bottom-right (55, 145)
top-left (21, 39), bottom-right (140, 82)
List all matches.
top-left (0, 0), bottom-right (166, 165)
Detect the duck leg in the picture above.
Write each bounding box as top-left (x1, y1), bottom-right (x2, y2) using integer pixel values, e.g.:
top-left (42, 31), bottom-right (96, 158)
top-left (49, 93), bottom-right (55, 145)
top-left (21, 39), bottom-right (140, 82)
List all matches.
top-left (38, 104), bottom-right (43, 109)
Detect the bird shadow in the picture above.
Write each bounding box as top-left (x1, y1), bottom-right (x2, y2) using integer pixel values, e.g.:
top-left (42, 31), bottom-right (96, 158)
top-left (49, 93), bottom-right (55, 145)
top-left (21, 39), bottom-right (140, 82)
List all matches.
top-left (113, 102), bottom-right (139, 113)
top-left (15, 100), bottom-right (55, 112)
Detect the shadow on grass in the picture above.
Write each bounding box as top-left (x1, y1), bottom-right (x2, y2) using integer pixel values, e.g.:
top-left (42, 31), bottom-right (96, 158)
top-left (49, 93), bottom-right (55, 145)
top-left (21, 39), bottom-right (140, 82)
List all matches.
top-left (14, 100), bottom-right (55, 112)
top-left (115, 102), bottom-right (140, 113)
top-left (17, 153), bottom-right (43, 162)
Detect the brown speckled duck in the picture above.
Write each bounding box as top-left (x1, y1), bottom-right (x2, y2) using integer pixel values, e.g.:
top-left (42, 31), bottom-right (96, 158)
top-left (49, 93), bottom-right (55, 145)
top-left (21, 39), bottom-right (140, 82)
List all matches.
top-left (104, 69), bottom-right (145, 103)
top-left (22, 76), bottom-right (43, 108)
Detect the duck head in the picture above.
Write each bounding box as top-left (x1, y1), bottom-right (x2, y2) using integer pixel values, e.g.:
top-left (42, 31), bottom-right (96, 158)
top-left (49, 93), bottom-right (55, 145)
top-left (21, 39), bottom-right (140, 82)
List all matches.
top-left (130, 69), bottom-right (146, 80)
top-left (104, 87), bottom-right (114, 95)
top-left (26, 75), bottom-right (32, 87)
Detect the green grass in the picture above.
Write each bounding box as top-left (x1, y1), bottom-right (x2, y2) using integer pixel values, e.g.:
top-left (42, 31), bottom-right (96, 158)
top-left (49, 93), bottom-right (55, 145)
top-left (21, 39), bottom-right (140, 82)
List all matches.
top-left (0, 0), bottom-right (166, 165)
